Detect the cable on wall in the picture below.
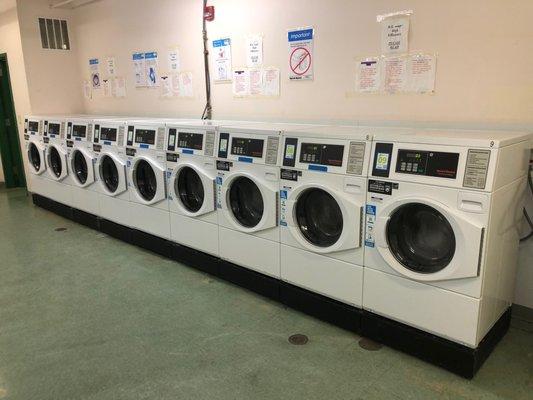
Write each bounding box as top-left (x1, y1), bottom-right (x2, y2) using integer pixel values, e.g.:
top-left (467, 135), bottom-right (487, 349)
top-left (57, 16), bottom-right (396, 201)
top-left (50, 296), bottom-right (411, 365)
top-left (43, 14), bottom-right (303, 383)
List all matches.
top-left (201, 0), bottom-right (212, 120)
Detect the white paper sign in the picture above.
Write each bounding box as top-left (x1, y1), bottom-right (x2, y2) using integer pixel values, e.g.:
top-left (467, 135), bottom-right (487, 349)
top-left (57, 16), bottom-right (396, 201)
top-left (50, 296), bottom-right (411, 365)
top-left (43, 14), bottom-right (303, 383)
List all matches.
top-left (381, 16), bottom-right (410, 55)
top-left (103, 79), bottom-right (112, 97)
top-left (89, 58), bottom-right (100, 89)
top-left (82, 80), bottom-right (92, 100)
top-left (179, 72), bottom-right (193, 97)
top-left (383, 56), bottom-right (407, 93)
top-left (232, 69), bottom-right (249, 96)
top-left (407, 54), bottom-right (437, 93)
top-left (132, 52), bottom-right (146, 87)
top-left (106, 57), bottom-right (116, 76)
top-left (288, 27), bottom-right (314, 80)
top-left (356, 58), bottom-right (381, 92)
top-left (213, 38), bottom-right (232, 82)
top-left (261, 67), bottom-right (280, 96)
top-left (246, 35), bottom-right (263, 67)
top-left (114, 77), bottom-right (126, 98)
top-left (168, 49), bottom-right (181, 72)
top-left (144, 51), bottom-right (158, 87)
top-left (160, 75), bottom-right (173, 98)
top-left (171, 73), bottom-right (180, 95)
top-left (249, 68), bottom-right (262, 95)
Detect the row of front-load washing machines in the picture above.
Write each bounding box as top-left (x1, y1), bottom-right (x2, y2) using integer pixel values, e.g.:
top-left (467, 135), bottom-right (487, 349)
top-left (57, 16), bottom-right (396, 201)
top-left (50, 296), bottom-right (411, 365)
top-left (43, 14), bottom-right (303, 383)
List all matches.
top-left (23, 114), bottom-right (531, 378)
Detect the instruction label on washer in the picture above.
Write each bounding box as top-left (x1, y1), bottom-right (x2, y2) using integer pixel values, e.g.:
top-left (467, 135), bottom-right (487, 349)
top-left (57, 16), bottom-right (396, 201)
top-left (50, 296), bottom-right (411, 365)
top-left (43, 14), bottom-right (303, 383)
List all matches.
top-left (215, 176), bottom-right (223, 209)
top-left (463, 149), bottom-right (491, 189)
top-left (365, 204), bottom-right (376, 247)
top-left (279, 190), bottom-right (288, 226)
top-left (265, 136), bottom-right (280, 165)
top-left (346, 141), bottom-right (366, 175)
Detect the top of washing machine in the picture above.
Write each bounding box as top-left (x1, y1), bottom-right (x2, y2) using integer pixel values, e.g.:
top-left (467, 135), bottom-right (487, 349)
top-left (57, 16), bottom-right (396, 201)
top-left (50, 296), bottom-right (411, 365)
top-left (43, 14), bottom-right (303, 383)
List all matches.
top-left (370, 127), bottom-right (531, 149)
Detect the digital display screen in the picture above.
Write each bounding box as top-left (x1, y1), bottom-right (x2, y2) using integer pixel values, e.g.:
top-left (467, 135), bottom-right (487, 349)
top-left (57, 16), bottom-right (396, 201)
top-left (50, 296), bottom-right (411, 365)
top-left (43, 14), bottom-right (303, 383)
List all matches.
top-left (135, 129), bottom-right (156, 145)
top-left (28, 121), bottom-right (39, 132)
top-left (72, 125), bottom-right (87, 138)
top-left (178, 132), bottom-right (203, 150)
top-left (375, 153), bottom-right (390, 170)
top-left (48, 123), bottom-right (61, 136)
top-left (396, 149), bottom-right (459, 179)
top-left (299, 143), bottom-right (344, 166)
top-left (372, 143), bottom-right (394, 178)
top-left (100, 127), bottom-right (117, 142)
top-left (167, 128), bottom-right (177, 151)
top-left (231, 137), bottom-right (264, 158)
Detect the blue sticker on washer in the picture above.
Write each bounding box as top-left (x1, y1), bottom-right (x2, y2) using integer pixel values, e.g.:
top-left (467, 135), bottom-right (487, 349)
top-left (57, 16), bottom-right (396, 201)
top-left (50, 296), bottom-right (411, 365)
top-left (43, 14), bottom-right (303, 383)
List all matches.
top-left (280, 190), bottom-right (287, 199)
top-left (103, 141), bottom-right (111, 146)
top-left (280, 221), bottom-right (287, 226)
top-left (182, 149), bottom-right (194, 154)
top-left (216, 177), bottom-right (223, 185)
top-left (140, 143), bottom-right (149, 149)
top-left (238, 156), bottom-right (253, 163)
top-left (308, 164), bottom-right (327, 172)
top-left (127, 160), bottom-right (131, 167)
top-left (366, 204), bottom-right (376, 215)
top-left (365, 240), bottom-right (375, 248)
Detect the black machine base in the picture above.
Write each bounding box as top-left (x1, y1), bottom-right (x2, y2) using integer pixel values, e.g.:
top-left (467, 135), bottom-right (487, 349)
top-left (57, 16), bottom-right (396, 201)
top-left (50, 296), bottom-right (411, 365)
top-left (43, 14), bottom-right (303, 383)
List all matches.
top-left (361, 307), bottom-right (512, 379)
top-left (171, 243), bottom-right (220, 276)
top-left (99, 218), bottom-right (133, 244)
top-left (72, 209), bottom-right (100, 230)
top-left (280, 282), bottom-right (362, 333)
top-left (32, 193), bottom-right (511, 378)
top-left (131, 229), bottom-right (172, 258)
top-left (219, 260), bottom-right (280, 301)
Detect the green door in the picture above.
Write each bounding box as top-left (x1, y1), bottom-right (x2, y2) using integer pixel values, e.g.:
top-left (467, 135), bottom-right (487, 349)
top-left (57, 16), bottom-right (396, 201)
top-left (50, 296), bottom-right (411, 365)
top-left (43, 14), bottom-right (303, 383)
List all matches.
top-left (0, 53), bottom-right (26, 188)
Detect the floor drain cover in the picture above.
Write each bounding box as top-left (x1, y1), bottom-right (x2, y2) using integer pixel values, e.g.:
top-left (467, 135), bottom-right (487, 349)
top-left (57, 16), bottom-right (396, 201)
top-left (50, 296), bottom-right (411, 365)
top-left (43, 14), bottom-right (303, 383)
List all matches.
top-left (288, 334), bottom-right (308, 345)
top-left (55, 227), bottom-right (67, 232)
top-left (358, 338), bottom-right (382, 351)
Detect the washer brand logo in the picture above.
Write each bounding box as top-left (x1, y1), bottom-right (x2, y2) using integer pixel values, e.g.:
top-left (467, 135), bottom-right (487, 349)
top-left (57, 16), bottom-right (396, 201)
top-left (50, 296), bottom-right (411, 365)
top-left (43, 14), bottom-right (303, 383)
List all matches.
top-left (126, 148), bottom-right (136, 157)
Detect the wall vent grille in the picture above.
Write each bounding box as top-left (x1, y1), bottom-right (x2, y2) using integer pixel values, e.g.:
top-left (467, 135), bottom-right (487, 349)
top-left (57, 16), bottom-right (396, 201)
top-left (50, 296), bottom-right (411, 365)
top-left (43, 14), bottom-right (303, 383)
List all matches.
top-left (38, 18), bottom-right (70, 50)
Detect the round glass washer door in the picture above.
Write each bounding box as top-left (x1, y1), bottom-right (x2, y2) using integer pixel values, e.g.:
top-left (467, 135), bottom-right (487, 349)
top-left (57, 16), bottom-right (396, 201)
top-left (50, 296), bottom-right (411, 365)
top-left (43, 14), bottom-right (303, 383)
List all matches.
top-left (228, 176), bottom-right (264, 228)
top-left (134, 159), bottom-right (157, 201)
top-left (100, 155), bottom-right (119, 193)
top-left (176, 167), bottom-right (204, 213)
top-left (49, 146), bottom-right (63, 178)
top-left (295, 188), bottom-right (343, 247)
top-left (386, 203), bottom-right (456, 273)
top-left (73, 150), bottom-right (88, 185)
top-left (29, 143), bottom-right (41, 172)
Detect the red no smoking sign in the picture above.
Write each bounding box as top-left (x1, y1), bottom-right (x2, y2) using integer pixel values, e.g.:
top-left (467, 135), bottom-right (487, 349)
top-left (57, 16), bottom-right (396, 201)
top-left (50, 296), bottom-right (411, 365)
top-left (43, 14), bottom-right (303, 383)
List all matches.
top-left (290, 47), bottom-right (311, 76)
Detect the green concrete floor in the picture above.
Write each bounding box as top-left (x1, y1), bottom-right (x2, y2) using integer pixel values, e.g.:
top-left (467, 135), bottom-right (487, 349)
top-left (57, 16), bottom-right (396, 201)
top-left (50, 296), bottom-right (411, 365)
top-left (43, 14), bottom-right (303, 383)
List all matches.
top-left (0, 187), bottom-right (532, 400)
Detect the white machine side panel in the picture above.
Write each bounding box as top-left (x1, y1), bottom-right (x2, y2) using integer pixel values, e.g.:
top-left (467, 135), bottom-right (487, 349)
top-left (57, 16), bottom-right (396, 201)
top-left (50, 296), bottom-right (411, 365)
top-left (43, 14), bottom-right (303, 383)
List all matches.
top-left (170, 213), bottom-right (219, 257)
top-left (70, 186), bottom-right (99, 216)
top-left (128, 202), bottom-right (171, 239)
top-left (363, 269), bottom-right (480, 347)
top-left (492, 141), bottom-right (530, 190)
top-left (281, 244), bottom-right (363, 306)
top-left (477, 177), bottom-right (526, 342)
top-left (219, 226), bottom-right (280, 278)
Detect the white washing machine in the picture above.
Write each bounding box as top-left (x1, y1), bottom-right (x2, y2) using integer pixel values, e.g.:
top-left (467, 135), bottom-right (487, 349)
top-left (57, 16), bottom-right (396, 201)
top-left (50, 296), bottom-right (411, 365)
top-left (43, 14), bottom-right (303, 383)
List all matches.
top-left (125, 120), bottom-right (170, 239)
top-left (43, 116), bottom-right (72, 206)
top-left (216, 122), bottom-right (313, 278)
top-left (24, 115), bottom-right (47, 197)
top-left (279, 126), bottom-right (372, 306)
top-left (93, 118), bottom-right (132, 228)
top-left (65, 116), bottom-right (100, 217)
top-left (363, 129), bottom-right (531, 347)
top-left (166, 120), bottom-right (219, 256)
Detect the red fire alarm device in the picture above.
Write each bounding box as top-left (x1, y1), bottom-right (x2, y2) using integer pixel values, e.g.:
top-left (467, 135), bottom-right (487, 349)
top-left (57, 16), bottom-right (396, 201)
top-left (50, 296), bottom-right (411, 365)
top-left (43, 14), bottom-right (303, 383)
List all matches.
top-left (204, 5), bottom-right (215, 21)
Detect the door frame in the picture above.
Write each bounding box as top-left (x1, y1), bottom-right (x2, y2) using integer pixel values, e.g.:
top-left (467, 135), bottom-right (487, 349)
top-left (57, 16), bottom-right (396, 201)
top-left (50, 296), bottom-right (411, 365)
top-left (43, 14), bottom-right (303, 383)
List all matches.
top-left (0, 53), bottom-right (26, 188)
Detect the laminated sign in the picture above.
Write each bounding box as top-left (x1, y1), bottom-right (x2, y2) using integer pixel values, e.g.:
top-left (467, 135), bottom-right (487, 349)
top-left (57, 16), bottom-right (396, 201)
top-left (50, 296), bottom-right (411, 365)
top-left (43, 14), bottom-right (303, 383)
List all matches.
top-left (287, 27), bottom-right (314, 81)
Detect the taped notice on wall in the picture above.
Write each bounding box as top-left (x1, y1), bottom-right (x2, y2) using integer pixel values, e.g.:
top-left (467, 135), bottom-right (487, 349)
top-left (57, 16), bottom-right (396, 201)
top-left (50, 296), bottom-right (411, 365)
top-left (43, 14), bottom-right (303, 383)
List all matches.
top-left (356, 58), bottom-right (381, 93)
top-left (287, 27), bottom-right (314, 81)
top-left (377, 10), bottom-right (412, 55)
